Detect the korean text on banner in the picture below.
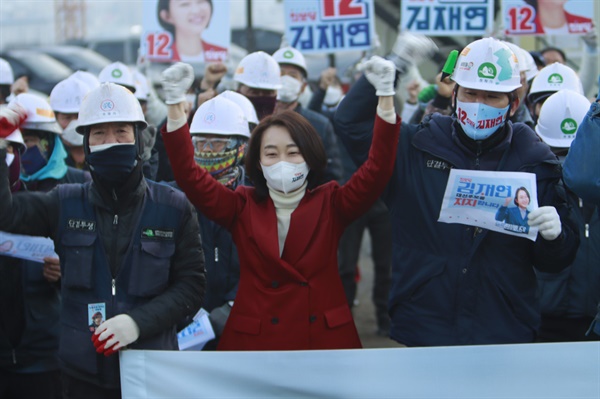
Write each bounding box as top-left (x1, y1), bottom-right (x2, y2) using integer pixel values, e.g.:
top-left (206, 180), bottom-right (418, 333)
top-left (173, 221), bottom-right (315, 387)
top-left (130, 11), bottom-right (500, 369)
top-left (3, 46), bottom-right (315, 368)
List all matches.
top-left (400, 0), bottom-right (494, 36)
top-left (503, 0), bottom-right (594, 36)
top-left (284, 0), bottom-right (375, 54)
top-left (438, 169), bottom-right (539, 241)
top-left (141, 0), bottom-right (230, 63)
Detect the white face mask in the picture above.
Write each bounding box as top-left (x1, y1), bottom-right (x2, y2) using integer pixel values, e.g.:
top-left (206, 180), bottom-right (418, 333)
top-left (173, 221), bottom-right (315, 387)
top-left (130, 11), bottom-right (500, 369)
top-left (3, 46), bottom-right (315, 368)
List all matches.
top-left (261, 161), bottom-right (309, 194)
top-left (89, 142), bottom-right (134, 153)
top-left (276, 75), bottom-right (303, 103)
top-left (324, 86), bottom-right (343, 106)
top-left (5, 152), bottom-right (15, 166)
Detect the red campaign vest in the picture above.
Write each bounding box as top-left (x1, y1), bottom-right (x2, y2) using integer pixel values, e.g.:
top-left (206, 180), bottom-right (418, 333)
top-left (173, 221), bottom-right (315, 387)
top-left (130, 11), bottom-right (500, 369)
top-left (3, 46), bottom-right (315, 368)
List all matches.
top-left (171, 40), bottom-right (228, 63)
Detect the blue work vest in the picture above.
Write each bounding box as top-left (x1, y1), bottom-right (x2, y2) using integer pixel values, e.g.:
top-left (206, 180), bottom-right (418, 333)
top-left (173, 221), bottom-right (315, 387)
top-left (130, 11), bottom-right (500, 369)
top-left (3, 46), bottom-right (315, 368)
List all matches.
top-left (54, 181), bottom-right (185, 388)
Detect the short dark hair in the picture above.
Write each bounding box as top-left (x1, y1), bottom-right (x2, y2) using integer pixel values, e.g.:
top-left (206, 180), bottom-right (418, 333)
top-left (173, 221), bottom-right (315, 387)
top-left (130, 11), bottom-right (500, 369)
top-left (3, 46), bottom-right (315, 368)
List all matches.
top-left (158, 0), bottom-right (214, 36)
top-left (541, 47), bottom-right (567, 63)
top-left (514, 186), bottom-right (530, 206)
top-left (245, 110), bottom-right (327, 200)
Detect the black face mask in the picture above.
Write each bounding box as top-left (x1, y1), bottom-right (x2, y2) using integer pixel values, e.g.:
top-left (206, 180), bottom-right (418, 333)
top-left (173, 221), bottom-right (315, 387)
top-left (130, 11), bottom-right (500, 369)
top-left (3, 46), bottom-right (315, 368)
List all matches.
top-left (247, 96), bottom-right (277, 120)
top-left (21, 145), bottom-right (48, 176)
top-left (86, 144), bottom-right (138, 185)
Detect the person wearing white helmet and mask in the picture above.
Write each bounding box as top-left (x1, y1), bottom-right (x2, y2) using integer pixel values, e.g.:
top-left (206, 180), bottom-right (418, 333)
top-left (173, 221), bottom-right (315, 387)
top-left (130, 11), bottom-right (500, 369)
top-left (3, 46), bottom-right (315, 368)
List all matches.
top-left (532, 89), bottom-right (599, 342)
top-left (159, 57), bottom-right (400, 350)
top-left (11, 93), bottom-right (89, 191)
top-left (170, 96), bottom-right (249, 349)
top-left (50, 75), bottom-right (93, 170)
top-left (0, 82), bottom-right (205, 398)
top-left (336, 36), bottom-right (579, 346)
top-left (0, 114), bottom-right (63, 398)
top-left (272, 46), bottom-right (343, 184)
top-left (527, 62), bottom-right (584, 123)
top-left (233, 51), bottom-right (281, 120)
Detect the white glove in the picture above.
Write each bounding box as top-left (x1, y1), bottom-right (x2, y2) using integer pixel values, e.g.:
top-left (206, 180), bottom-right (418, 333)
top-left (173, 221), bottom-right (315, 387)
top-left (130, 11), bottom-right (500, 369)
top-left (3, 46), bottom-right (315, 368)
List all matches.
top-left (161, 62), bottom-right (195, 105)
top-left (388, 32), bottom-right (438, 74)
top-left (359, 56), bottom-right (396, 96)
top-left (0, 104), bottom-right (27, 139)
top-left (94, 314), bottom-right (140, 356)
top-left (528, 206), bottom-right (562, 241)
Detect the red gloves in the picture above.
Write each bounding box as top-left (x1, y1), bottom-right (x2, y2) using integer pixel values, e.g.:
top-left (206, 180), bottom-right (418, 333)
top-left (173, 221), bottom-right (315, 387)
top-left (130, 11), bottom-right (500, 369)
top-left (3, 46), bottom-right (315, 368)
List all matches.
top-left (0, 105), bottom-right (27, 139)
top-left (91, 314), bottom-right (140, 357)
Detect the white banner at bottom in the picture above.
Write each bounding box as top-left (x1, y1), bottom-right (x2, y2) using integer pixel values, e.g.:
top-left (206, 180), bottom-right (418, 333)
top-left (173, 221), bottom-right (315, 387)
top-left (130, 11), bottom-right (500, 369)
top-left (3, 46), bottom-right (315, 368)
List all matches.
top-left (120, 342), bottom-right (600, 398)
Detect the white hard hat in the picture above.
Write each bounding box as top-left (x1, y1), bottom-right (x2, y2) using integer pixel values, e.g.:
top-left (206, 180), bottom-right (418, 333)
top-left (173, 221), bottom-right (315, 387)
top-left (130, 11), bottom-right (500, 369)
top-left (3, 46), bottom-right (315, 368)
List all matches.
top-left (535, 90), bottom-right (590, 148)
top-left (502, 42), bottom-right (528, 73)
top-left (71, 70), bottom-right (100, 90)
top-left (218, 90), bottom-right (259, 125)
top-left (133, 70), bottom-right (149, 101)
top-left (234, 51), bottom-right (281, 90)
top-left (528, 62), bottom-right (584, 104)
top-left (0, 58), bottom-right (14, 85)
top-left (6, 128), bottom-right (25, 150)
top-left (61, 119), bottom-right (84, 146)
top-left (272, 46), bottom-right (307, 77)
top-left (190, 96), bottom-right (250, 138)
top-left (76, 82), bottom-right (148, 134)
top-left (50, 76), bottom-right (92, 114)
top-left (451, 38), bottom-right (521, 93)
top-left (10, 93), bottom-right (62, 135)
top-left (98, 62), bottom-right (136, 91)
top-left (522, 53), bottom-right (538, 81)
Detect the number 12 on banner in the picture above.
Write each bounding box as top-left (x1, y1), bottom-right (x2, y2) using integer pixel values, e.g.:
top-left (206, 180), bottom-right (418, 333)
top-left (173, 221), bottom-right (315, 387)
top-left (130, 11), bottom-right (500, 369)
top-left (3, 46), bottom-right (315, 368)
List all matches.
top-left (144, 32), bottom-right (174, 60)
top-left (321, 0), bottom-right (367, 19)
top-left (505, 4), bottom-right (537, 35)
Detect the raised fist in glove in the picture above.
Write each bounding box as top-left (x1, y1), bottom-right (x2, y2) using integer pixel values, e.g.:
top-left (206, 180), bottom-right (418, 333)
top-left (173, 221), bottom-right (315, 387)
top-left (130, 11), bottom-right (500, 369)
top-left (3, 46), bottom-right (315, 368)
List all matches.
top-left (92, 314), bottom-right (140, 357)
top-left (161, 62), bottom-right (195, 105)
top-left (0, 104), bottom-right (27, 139)
top-left (360, 56), bottom-right (396, 96)
top-left (387, 32), bottom-right (438, 75)
top-left (528, 206), bottom-right (562, 241)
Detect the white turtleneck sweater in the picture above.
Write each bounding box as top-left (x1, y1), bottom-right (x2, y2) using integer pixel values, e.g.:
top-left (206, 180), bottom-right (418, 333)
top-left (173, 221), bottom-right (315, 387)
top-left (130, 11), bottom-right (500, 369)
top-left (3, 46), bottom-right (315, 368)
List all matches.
top-left (268, 181), bottom-right (307, 256)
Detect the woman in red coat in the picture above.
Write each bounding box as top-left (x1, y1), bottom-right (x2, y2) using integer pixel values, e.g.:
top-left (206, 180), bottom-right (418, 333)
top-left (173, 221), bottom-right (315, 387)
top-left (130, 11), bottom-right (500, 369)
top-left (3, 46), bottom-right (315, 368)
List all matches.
top-left (160, 57), bottom-right (400, 350)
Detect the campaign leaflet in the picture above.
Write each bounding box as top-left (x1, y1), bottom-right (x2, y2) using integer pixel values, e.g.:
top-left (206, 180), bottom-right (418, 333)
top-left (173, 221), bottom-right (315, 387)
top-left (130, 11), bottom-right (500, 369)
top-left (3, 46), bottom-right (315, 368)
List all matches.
top-left (0, 231), bottom-right (57, 263)
top-left (177, 308), bottom-right (215, 351)
top-left (438, 169), bottom-right (539, 241)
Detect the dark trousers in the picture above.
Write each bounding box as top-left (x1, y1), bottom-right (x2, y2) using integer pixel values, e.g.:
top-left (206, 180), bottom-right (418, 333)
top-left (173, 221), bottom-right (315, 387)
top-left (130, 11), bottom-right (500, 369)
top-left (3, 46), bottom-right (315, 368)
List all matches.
top-left (338, 198), bottom-right (392, 329)
top-left (62, 374), bottom-right (120, 399)
top-left (0, 369), bottom-right (62, 399)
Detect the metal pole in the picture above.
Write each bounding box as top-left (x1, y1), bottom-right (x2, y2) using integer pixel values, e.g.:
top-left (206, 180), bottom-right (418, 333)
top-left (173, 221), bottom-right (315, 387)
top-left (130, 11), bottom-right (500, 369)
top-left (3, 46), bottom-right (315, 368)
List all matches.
top-left (246, 0), bottom-right (256, 53)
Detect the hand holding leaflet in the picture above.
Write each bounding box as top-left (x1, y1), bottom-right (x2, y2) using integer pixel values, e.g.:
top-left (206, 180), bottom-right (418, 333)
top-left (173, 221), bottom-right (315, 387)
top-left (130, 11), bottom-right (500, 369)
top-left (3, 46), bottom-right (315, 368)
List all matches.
top-left (528, 206), bottom-right (562, 241)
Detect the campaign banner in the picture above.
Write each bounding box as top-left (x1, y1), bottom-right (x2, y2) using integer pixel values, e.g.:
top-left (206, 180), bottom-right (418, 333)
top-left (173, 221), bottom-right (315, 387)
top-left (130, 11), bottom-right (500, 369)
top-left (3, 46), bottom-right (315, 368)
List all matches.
top-left (120, 342), bottom-right (600, 398)
top-left (438, 169), bottom-right (539, 241)
top-left (141, 0), bottom-right (230, 63)
top-left (283, 0), bottom-right (375, 54)
top-left (400, 0), bottom-right (494, 36)
top-left (0, 231), bottom-right (57, 263)
top-left (503, 0), bottom-right (595, 36)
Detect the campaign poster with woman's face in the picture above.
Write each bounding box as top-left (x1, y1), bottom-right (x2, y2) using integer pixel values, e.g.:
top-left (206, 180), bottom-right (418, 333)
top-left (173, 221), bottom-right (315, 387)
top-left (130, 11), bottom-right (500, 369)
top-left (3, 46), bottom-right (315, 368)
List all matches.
top-left (503, 0), bottom-right (594, 36)
top-left (142, 0), bottom-right (230, 63)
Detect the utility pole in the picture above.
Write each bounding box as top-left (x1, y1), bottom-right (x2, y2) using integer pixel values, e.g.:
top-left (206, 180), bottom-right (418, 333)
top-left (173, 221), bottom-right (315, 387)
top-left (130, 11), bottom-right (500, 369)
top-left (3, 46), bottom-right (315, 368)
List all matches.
top-left (246, 0), bottom-right (256, 53)
top-left (54, 0), bottom-right (86, 43)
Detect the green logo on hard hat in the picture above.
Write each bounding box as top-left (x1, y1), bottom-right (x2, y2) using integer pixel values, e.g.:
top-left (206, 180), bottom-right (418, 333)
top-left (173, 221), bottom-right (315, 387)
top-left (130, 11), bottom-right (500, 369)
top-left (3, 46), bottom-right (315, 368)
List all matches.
top-left (283, 50), bottom-right (294, 59)
top-left (112, 69), bottom-right (123, 78)
top-left (478, 62), bottom-right (497, 79)
top-left (548, 73), bottom-right (563, 84)
top-left (560, 118), bottom-right (577, 134)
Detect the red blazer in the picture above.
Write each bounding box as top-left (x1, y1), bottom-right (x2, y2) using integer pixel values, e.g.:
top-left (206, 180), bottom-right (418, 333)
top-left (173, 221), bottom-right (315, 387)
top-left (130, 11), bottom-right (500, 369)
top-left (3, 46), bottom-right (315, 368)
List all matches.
top-left (162, 115), bottom-right (400, 350)
top-left (171, 40), bottom-right (227, 62)
top-left (534, 10), bottom-right (594, 34)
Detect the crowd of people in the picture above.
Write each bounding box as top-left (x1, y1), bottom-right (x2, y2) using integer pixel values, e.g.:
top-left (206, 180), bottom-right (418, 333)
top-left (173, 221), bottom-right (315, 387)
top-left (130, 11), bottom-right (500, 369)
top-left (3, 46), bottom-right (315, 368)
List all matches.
top-left (0, 27), bottom-right (599, 398)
